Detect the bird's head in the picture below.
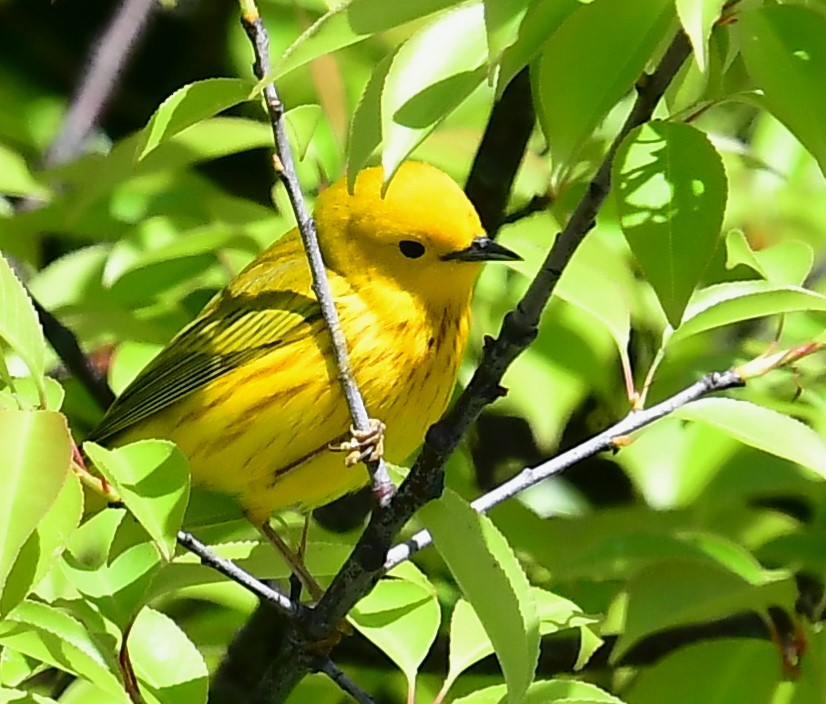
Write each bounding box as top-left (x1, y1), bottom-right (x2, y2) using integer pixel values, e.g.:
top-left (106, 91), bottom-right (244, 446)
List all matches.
top-left (315, 162), bottom-right (519, 305)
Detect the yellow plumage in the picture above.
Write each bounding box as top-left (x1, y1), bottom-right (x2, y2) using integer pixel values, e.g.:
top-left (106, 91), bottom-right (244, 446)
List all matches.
top-left (91, 162), bottom-right (518, 524)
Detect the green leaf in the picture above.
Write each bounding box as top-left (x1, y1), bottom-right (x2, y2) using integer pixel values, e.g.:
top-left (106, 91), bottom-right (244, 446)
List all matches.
top-left (0, 377), bottom-right (64, 413)
top-left (283, 104), bottom-right (323, 161)
top-left (628, 639), bottom-right (778, 704)
top-left (49, 118), bottom-right (273, 224)
top-left (135, 78), bottom-right (255, 161)
top-left (274, 0), bottom-right (458, 78)
top-left (737, 5), bottom-right (826, 178)
top-left (675, 0), bottom-right (727, 74)
top-left (83, 441), bottom-right (190, 561)
top-left (483, 0), bottom-right (531, 68)
top-left (1, 473), bottom-right (82, 617)
top-left (380, 4), bottom-right (489, 180)
top-left (128, 608), bottom-right (208, 704)
top-left (496, 0), bottom-right (580, 98)
top-left (0, 255), bottom-right (47, 407)
top-left (674, 398), bottom-right (826, 480)
top-left (0, 143), bottom-right (48, 198)
top-left (0, 411), bottom-right (71, 612)
top-left (0, 649), bottom-right (46, 688)
top-left (350, 563), bottom-right (439, 694)
top-left (670, 281), bottom-right (826, 344)
top-left (452, 679), bottom-right (624, 704)
top-left (347, 54), bottom-right (393, 183)
top-left (534, 0), bottom-right (673, 179)
top-left (612, 557), bottom-right (795, 663)
top-left (442, 588), bottom-right (600, 699)
top-left (443, 598), bottom-right (495, 697)
top-left (0, 687), bottom-right (60, 704)
top-left (0, 600), bottom-right (125, 700)
top-left (556, 237), bottom-right (631, 371)
top-left (419, 489), bottom-right (539, 704)
top-left (613, 121), bottom-right (727, 327)
top-left (61, 509), bottom-right (163, 629)
top-left (531, 588), bottom-right (601, 670)
top-left (754, 241), bottom-right (814, 287)
top-left (725, 230), bottom-right (814, 286)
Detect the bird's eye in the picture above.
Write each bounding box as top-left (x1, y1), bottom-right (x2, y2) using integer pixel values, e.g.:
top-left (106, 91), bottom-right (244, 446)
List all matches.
top-left (399, 240), bottom-right (425, 259)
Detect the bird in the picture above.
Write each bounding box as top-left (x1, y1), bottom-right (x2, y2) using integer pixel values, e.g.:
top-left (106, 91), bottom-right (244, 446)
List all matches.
top-left (89, 161), bottom-right (519, 590)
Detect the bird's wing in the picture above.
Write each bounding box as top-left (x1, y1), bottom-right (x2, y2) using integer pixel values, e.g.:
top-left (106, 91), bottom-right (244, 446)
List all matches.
top-left (90, 286), bottom-right (324, 444)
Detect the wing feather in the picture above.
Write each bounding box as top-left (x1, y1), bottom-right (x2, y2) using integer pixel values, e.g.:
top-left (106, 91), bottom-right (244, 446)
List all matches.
top-left (91, 286), bottom-right (322, 443)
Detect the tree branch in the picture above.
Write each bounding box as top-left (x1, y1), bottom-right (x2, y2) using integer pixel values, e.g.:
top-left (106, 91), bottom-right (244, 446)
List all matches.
top-left (238, 1), bottom-right (393, 503)
top-left (318, 659), bottom-right (376, 704)
top-left (42, 0), bottom-right (157, 170)
top-left (385, 369), bottom-right (743, 569)
top-left (250, 29), bottom-right (693, 704)
top-left (464, 67), bottom-right (535, 236)
top-left (176, 531), bottom-right (300, 617)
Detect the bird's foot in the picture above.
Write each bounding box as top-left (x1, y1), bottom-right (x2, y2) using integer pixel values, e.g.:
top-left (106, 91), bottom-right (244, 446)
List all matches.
top-left (329, 419), bottom-right (386, 466)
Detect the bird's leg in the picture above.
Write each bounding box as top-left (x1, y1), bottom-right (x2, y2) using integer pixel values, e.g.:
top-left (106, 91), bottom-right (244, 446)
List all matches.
top-left (298, 515), bottom-right (311, 563)
top-left (328, 419), bottom-right (386, 466)
top-left (258, 521), bottom-right (324, 602)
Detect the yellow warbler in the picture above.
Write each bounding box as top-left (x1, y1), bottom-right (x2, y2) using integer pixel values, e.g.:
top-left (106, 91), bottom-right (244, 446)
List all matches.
top-left (91, 161), bottom-right (518, 525)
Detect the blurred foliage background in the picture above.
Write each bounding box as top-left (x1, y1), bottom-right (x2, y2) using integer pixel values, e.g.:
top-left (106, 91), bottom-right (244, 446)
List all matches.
top-left (3, 0), bottom-right (826, 703)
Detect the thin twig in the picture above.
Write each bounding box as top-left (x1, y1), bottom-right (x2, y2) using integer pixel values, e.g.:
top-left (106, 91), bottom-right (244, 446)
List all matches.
top-left (252, 29), bottom-right (693, 704)
top-left (317, 659), bottom-right (376, 704)
top-left (501, 194), bottom-right (552, 227)
top-left (239, 2), bottom-right (393, 504)
top-left (384, 369), bottom-right (744, 569)
top-left (176, 531), bottom-right (301, 618)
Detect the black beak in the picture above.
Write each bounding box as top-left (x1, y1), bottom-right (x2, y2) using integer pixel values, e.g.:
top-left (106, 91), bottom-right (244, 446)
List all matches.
top-left (442, 235), bottom-right (521, 262)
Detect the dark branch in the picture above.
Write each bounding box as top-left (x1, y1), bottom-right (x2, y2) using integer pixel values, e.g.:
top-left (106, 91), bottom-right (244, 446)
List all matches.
top-left (464, 67), bottom-right (536, 236)
top-left (33, 298), bottom-right (115, 410)
top-left (176, 531), bottom-right (300, 617)
top-left (318, 659), bottom-right (377, 704)
top-left (385, 369), bottom-right (744, 568)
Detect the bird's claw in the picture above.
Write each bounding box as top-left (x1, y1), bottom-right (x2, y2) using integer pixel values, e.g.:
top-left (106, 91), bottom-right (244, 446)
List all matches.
top-left (329, 419), bottom-right (386, 466)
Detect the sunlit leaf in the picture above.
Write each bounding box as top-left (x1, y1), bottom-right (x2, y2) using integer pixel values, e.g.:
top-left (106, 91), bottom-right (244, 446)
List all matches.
top-left (1, 472), bottom-right (81, 617)
top-left (674, 398), bottom-right (826, 479)
top-left (738, 5), bottom-right (826, 178)
top-left (0, 410), bottom-right (71, 614)
top-left (350, 563), bottom-right (439, 695)
top-left (671, 282), bottom-right (826, 343)
top-left (419, 490), bottom-right (539, 704)
top-left (675, 0), bottom-right (727, 73)
top-left (275, 0), bottom-right (459, 78)
top-left (135, 78), bottom-right (255, 161)
top-left (0, 255), bottom-right (47, 406)
top-left (0, 600), bottom-right (124, 699)
top-left (380, 4), bottom-right (489, 179)
top-left (613, 122), bottom-right (727, 327)
top-left (535, 0), bottom-right (673, 179)
top-left (0, 143), bottom-right (48, 198)
top-left (128, 608), bottom-right (208, 704)
top-left (84, 441), bottom-right (190, 561)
